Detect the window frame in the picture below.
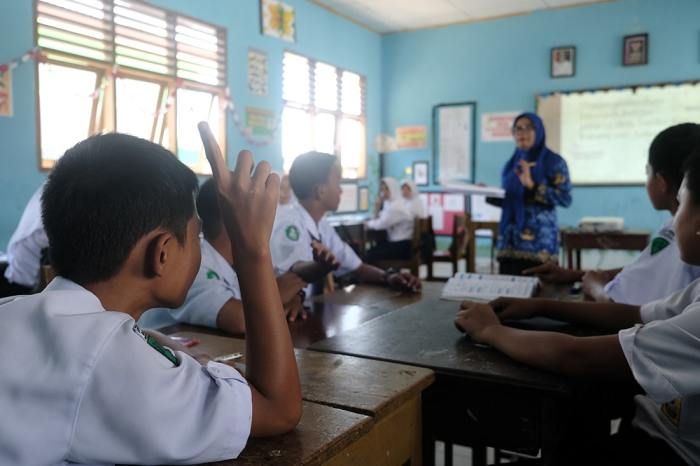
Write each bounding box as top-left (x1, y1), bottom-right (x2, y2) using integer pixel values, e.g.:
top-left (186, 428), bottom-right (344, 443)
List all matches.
top-left (32, 0), bottom-right (228, 173)
top-left (282, 50), bottom-right (367, 180)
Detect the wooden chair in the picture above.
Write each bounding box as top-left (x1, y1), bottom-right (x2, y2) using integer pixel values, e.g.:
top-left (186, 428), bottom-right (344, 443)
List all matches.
top-left (466, 217), bottom-right (499, 273)
top-left (372, 217), bottom-right (433, 277)
top-left (428, 213), bottom-right (470, 280)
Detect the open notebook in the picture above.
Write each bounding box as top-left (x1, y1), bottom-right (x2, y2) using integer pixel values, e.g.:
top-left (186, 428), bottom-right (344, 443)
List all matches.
top-left (441, 273), bottom-right (539, 301)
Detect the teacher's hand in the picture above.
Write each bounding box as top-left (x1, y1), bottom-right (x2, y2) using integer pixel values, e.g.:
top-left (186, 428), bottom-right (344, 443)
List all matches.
top-left (515, 159), bottom-right (536, 189)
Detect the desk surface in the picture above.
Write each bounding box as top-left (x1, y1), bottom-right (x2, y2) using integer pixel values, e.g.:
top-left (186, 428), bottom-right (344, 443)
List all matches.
top-left (172, 331), bottom-right (434, 421)
top-left (309, 296), bottom-right (571, 394)
top-left (197, 401), bottom-right (371, 466)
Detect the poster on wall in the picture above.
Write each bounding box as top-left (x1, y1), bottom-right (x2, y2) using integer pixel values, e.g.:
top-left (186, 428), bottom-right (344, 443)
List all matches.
top-left (247, 48), bottom-right (268, 96)
top-left (246, 107), bottom-right (276, 138)
top-left (0, 68), bottom-right (12, 117)
top-left (396, 126), bottom-right (428, 149)
top-left (481, 111), bottom-right (521, 142)
top-left (433, 102), bottom-right (476, 184)
top-left (337, 183), bottom-right (358, 213)
top-left (260, 0), bottom-right (296, 43)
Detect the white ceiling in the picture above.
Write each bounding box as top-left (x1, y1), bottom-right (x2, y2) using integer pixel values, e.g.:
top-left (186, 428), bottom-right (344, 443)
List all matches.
top-left (312, 0), bottom-right (611, 34)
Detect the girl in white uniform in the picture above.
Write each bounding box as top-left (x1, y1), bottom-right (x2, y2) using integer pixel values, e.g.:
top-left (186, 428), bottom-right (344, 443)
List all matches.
top-left (401, 179), bottom-right (427, 219)
top-left (365, 177), bottom-right (415, 262)
top-left (454, 145), bottom-right (700, 465)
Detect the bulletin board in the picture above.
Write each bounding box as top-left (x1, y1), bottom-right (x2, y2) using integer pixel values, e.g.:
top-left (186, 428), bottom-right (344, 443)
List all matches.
top-left (432, 102), bottom-right (477, 184)
top-left (426, 192), bottom-right (466, 235)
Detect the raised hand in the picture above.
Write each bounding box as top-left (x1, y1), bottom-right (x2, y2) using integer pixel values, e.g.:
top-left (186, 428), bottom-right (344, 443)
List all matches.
top-left (197, 122), bottom-right (279, 264)
top-left (515, 159), bottom-right (536, 189)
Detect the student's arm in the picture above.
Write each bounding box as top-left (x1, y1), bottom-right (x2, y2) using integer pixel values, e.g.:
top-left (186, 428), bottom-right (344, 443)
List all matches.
top-left (490, 297), bottom-right (642, 332)
top-left (353, 263), bottom-right (421, 291)
top-left (366, 207), bottom-right (405, 231)
top-left (523, 261), bottom-right (584, 284)
top-left (455, 302), bottom-right (634, 380)
top-left (215, 298), bottom-right (246, 334)
top-left (199, 122), bottom-right (301, 436)
top-left (276, 271), bottom-right (307, 304)
top-left (289, 242), bottom-right (340, 283)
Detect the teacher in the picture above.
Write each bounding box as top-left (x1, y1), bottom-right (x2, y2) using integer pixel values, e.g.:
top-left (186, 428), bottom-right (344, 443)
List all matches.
top-left (496, 112), bottom-right (572, 275)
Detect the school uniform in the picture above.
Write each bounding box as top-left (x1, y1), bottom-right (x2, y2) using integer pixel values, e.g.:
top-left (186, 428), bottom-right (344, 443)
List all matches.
top-left (270, 202), bottom-right (362, 293)
top-left (618, 277), bottom-right (700, 465)
top-left (605, 218), bottom-right (700, 305)
top-left (0, 276), bottom-right (251, 465)
top-left (366, 178), bottom-right (415, 262)
top-left (139, 238), bottom-right (240, 330)
top-left (3, 183), bottom-right (48, 290)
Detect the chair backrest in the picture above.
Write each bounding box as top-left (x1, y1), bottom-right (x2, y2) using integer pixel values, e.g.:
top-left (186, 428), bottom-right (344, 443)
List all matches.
top-left (449, 213), bottom-right (470, 258)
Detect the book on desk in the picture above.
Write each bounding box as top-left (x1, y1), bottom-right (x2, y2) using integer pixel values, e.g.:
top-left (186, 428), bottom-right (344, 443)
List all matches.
top-left (441, 273), bottom-right (539, 301)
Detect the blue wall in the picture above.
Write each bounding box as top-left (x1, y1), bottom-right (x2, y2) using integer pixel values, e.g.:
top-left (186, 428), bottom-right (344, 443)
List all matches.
top-left (0, 0), bottom-right (382, 249)
top-left (381, 0), bottom-right (700, 232)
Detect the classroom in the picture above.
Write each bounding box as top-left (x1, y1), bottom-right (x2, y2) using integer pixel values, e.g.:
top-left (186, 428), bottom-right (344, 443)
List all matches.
top-left (1, 0), bottom-right (700, 465)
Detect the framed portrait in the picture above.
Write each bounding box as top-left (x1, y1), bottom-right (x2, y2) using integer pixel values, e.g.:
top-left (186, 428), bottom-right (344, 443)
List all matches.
top-left (413, 161), bottom-right (429, 186)
top-left (623, 33), bottom-right (648, 66)
top-left (550, 46), bottom-right (576, 78)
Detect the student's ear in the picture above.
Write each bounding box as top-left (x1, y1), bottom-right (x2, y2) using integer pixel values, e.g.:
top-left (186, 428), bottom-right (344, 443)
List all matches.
top-left (315, 184), bottom-right (325, 201)
top-left (656, 173), bottom-right (671, 195)
top-left (144, 231), bottom-right (175, 278)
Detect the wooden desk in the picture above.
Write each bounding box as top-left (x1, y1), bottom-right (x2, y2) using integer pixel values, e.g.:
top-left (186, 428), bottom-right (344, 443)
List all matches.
top-left (172, 332), bottom-right (435, 466)
top-left (308, 294), bottom-right (591, 465)
top-left (161, 287), bottom-right (396, 349)
top-left (560, 228), bottom-right (650, 270)
top-left (185, 401), bottom-right (372, 466)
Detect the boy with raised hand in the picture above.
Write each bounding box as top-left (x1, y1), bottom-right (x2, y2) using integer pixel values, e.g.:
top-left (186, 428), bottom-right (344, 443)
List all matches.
top-left (0, 126), bottom-right (301, 465)
top-left (139, 177), bottom-right (338, 332)
top-left (454, 148), bottom-right (700, 465)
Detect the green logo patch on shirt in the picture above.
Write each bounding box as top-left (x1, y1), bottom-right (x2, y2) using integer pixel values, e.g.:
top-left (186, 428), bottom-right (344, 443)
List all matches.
top-left (285, 225), bottom-right (300, 241)
top-left (145, 334), bottom-right (179, 366)
top-left (650, 237), bottom-right (670, 255)
top-left (206, 270), bottom-right (220, 280)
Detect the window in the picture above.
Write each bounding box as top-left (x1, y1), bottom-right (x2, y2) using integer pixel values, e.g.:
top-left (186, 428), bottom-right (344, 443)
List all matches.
top-left (282, 51), bottom-right (366, 179)
top-left (35, 0), bottom-right (227, 173)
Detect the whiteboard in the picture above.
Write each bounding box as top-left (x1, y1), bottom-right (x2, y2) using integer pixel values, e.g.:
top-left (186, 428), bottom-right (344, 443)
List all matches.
top-left (433, 102), bottom-right (476, 183)
top-left (537, 82), bottom-right (700, 185)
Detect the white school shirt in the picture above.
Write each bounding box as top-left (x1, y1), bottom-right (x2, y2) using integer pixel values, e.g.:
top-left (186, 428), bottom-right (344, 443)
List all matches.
top-left (139, 238), bottom-right (241, 330)
top-left (366, 200), bottom-right (414, 242)
top-left (0, 277), bottom-right (251, 466)
top-left (618, 277), bottom-right (700, 465)
top-left (604, 218), bottom-right (700, 305)
top-left (270, 202), bottom-right (362, 278)
top-left (4, 183), bottom-right (49, 288)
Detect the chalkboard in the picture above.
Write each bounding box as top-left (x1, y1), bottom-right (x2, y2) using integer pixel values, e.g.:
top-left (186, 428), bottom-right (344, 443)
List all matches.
top-left (433, 102), bottom-right (476, 184)
top-left (537, 81), bottom-right (700, 185)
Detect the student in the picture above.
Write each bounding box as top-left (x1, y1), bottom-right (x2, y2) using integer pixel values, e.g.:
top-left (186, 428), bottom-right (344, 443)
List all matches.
top-left (0, 127), bottom-right (301, 464)
top-left (0, 182), bottom-right (48, 297)
top-left (139, 177), bottom-right (331, 332)
top-left (401, 179), bottom-right (427, 219)
top-left (365, 177), bottom-right (415, 262)
top-left (526, 123), bottom-right (700, 305)
top-left (271, 152), bottom-right (421, 293)
top-left (453, 147), bottom-right (700, 465)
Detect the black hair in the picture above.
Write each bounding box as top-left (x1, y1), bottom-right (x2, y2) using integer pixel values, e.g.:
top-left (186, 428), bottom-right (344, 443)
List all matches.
top-left (648, 123), bottom-right (700, 194)
top-left (197, 177), bottom-right (222, 240)
top-left (42, 133), bottom-right (199, 285)
top-left (288, 151), bottom-right (339, 200)
top-left (683, 145), bottom-right (700, 205)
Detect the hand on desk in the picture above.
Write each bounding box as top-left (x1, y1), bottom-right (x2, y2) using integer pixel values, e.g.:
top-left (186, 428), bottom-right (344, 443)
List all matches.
top-left (581, 270), bottom-right (612, 302)
top-left (454, 301), bottom-right (500, 343)
top-left (387, 271), bottom-right (421, 292)
top-left (523, 261), bottom-right (581, 284)
top-left (489, 297), bottom-right (544, 320)
top-left (284, 293), bottom-right (308, 322)
top-left (312, 241), bottom-right (340, 273)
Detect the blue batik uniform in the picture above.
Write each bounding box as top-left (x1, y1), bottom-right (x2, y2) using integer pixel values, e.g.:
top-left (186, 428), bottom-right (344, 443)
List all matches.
top-left (497, 112), bottom-right (572, 263)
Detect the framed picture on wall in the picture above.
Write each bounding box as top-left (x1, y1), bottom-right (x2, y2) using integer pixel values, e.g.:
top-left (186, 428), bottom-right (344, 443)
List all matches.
top-left (623, 33), bottom-right (648, 66)
top-left (432, 102), bottom-right (477, 184)
top-left (413, 161), bottom-right (429, 186)
top-left (550, 46), bottom-right (576, 78)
